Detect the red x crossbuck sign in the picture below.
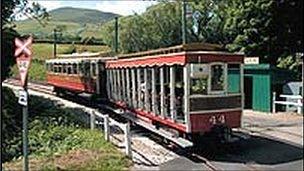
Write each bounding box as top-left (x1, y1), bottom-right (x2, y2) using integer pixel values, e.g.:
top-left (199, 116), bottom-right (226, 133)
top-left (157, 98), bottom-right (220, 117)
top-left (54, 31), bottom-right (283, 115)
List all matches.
top-left (14, 37), bottom-right (33, 87)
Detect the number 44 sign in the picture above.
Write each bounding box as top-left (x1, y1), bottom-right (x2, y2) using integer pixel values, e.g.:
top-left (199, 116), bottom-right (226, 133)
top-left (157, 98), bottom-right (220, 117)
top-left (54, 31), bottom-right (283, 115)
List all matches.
top-left (14, 37), bottom-right (33, 87)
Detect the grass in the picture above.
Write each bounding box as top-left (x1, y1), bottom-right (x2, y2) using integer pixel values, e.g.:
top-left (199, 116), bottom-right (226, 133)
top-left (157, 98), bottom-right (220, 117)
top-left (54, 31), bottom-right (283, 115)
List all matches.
top-left (3, 127), bottom-right (130, 170)
top-left (32, 43), bottom-right (110, 60)
top-left (10, 60), bottom-right (46, 81)
top-left (2, 90), bottom-right (131, 170)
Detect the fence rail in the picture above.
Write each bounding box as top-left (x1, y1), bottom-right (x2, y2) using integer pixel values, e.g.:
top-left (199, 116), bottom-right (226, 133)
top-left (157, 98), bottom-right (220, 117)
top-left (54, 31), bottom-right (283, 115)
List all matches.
top-left (87, 109), bottom-right (132, 157)
top-left (272, 92), bottom-right (303, 114)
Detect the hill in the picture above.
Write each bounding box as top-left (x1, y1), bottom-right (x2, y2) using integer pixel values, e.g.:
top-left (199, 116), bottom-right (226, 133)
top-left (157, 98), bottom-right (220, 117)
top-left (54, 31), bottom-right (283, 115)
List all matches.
top-left (16, 7), bottom-right (120, 40)
top-left (48, 7), bottom-right (119, 24)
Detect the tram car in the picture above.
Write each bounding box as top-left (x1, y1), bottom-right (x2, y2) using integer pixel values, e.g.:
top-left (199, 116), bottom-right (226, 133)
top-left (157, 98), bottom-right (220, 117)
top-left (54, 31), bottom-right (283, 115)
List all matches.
top-left (45, 53), bottom-right (113, 96)
top-left (46, 43), bottom-right (244, 146)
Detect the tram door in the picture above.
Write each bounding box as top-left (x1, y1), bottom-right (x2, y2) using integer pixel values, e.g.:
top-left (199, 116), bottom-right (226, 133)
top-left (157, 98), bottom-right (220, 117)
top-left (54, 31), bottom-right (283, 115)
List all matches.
top-left (244, 76), bottom-right (253, 109)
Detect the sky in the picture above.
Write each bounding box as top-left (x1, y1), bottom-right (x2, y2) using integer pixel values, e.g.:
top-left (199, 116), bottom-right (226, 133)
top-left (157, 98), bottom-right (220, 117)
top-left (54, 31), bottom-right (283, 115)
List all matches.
top-left (28, 0), bottom-right (159, 16)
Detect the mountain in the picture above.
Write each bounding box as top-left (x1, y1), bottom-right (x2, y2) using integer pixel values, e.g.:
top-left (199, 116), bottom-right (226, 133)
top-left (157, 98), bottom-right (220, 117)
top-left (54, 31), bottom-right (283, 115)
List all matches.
top-left (16, 7), bottom-right (120, 40)
top-left (47, 7), bottom-right (119, 24)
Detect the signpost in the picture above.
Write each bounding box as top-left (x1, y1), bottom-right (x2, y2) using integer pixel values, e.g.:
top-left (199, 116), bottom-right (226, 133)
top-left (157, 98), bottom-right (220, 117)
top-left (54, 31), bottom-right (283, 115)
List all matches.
top-left (14, 36), bottom-right (33, 171)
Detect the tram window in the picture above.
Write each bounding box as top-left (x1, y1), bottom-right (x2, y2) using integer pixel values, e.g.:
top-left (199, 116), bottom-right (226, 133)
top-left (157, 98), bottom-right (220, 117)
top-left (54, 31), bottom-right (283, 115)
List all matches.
top-left (62, 64), bottom-right (66, 74)
top-left (82, 62), bottom-right (90, 77)
top-left (67, 65), bottom-right (72, 74)
top-left (72, 63), bottom-right (77, 74)
top-left (210, 64), bottom-right (225, 91)
top-left (190, 64), bottom-right (208, 95)
top-left (92, 63), bottom-right (96, 77)
top-left (58, 65), bottom-right (62, 73)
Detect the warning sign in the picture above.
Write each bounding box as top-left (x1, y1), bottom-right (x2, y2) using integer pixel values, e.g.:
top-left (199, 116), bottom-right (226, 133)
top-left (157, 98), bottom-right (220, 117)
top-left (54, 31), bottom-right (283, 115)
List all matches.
top-left (14, 37), bottom-right (33, 87)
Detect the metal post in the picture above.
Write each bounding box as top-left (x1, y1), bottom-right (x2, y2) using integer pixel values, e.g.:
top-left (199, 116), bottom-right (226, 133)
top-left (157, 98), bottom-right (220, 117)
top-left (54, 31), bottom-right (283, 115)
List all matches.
top-left (182, 0), bottom-right (187, 44)
top-left (114, 17), bottom-right (119, 53)
top-left (117, 69), bottom-right (121, 101)
top-left (184, 65), bottom-right (190, 132)
top-left (90, 110), bottom-right (96, 130)
top-left (170, 66), bottom-right (176, 121)
top-left (104, 115), bottom-right (110, 141)
top-left (96, 62), bottom-right (101, 95)
top-left (22, 86), bottom-right (29, 171)
top-left (151, 67), bottom-right (157, 115)
top-left (131, 69), bottom-right (136, 108)
top-left (121, 69), bottom-right (126, 101)
top-left (144, 68), bottom-right (150, 111)
top-left (272, 92), bottom-right (276, 113)
top-left (53, 29), bottom-right (57, 58)
top-left (124, 122), bottom-right (132, 157)
top-left (160, 67), bottom-right (165, 118)
top-left (137, 68), bottom-right (142, 109)
top-left (126, 69), bottom-right (131, 105)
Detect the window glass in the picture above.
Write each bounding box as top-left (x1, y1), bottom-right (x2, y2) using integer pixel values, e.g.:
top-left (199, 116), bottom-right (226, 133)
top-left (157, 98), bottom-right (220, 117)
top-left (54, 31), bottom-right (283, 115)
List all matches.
top-left (73, 63), bottom-right (77, 74)
top-left (67, 65), bottom-right (72, 74)
top-left (211, 64), bottom-right (224, 91)
top-left (190, 64), bottom-right (208, 95)
top-left (92, 63), bottom-right (96, 76)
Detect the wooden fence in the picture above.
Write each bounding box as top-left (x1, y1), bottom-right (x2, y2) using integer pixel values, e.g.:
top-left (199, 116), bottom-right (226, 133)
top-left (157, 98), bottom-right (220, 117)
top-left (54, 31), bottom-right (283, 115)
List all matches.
top-left (87, 109), bottom-right (132, 157)
top-left (272, 92), bottom-right (303, 114)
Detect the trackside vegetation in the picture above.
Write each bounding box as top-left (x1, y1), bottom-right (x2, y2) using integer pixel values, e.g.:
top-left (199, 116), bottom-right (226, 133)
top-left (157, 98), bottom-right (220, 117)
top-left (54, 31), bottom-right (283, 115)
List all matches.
top-left (2, 87), bottom-right (131, 170)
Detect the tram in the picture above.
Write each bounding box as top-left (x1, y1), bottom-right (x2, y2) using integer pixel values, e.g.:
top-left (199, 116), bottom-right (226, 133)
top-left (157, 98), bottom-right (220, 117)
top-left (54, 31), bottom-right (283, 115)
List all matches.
top-left (46, 43), bottom-right (244, 146)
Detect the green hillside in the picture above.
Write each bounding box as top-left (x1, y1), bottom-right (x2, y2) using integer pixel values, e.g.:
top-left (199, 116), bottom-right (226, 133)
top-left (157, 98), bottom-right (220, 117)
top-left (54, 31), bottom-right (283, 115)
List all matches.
top-left (16, 7), bottom-right (120, 40)
top-left (49, 7), bottom-right (119, 24)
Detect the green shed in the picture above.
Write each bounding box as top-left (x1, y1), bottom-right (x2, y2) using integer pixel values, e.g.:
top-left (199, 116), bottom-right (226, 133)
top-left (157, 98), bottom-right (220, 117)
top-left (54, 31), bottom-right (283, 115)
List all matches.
top-left (244, 64), bottom-right (295, 112)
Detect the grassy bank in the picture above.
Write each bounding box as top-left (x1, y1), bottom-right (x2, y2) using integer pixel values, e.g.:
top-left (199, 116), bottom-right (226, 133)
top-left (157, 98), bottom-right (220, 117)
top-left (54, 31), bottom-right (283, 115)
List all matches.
top-left (32, 43), bottom-right (110, 60)
top-left (2, 87), bottom-right (131, 170)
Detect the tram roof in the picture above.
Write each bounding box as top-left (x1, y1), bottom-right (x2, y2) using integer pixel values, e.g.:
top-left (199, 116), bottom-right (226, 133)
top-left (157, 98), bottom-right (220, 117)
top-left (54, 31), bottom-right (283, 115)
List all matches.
top-left (106, 43), bottom-right (244, 69)
top-left (46, 56), bottom-right (116, 64)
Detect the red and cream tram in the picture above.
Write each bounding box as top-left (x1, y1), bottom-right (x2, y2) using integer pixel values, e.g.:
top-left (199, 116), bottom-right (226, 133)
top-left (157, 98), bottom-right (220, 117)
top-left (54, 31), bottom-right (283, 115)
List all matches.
top-left (45, 53), bottom-right (113, 96)
top-left (46, 43), bottom-right (244, 146)
top-left (105, 43), bottom-right (244, 144)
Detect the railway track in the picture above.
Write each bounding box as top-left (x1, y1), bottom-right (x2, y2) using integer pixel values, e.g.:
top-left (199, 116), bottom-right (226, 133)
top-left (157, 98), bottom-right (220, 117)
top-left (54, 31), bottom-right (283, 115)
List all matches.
top-left (3, 78), bottom-right (270, 171)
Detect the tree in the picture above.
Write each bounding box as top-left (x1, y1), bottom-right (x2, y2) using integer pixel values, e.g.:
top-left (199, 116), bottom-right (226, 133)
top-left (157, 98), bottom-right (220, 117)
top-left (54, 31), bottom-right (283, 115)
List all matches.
top-left (223, 0), bottom-right (303, 66)
top-left (1, 0), bottom-right (48, 82)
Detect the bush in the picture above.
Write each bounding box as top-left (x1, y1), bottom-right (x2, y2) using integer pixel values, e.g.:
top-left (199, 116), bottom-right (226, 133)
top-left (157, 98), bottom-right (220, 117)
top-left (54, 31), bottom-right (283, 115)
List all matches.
top-left (2, 87), bottom-right (22, 162)
top-left (2, 88), bottom-right (90, 162)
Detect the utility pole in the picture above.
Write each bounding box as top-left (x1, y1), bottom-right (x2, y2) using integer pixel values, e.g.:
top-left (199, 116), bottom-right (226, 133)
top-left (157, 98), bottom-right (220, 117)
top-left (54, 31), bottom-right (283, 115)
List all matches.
top-left (114, 17), bottom-right (119, 54)
top-left (182, 0), bottom-right (187, 44)
top-left (53, 28), bottom-right (57, 58)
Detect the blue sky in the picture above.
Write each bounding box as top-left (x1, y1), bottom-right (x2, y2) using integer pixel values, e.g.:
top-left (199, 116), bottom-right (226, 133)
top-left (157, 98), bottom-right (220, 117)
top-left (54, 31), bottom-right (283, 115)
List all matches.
top-left (28, 0), bottom-right (159, 16)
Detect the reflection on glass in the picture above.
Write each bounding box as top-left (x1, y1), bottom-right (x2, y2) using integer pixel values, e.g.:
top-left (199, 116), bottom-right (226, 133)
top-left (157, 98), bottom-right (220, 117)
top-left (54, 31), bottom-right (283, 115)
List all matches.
top-left (211, 65), bottom-right (224, 91)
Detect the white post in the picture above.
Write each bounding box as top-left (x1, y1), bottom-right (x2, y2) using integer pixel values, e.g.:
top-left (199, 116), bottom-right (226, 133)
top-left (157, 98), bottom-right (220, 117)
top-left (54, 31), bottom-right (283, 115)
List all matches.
top-left (117, 70), bottom-right (121, 101)
top-left (272, 92), bottom-right (276, 113)
top-left (104, 115), bottom-right (110, 141)
top-left (90, 110), bottom-right (95, 130)
top-left (160, 67), bottom-right (165, 118)
top-left (144, 68), bottom-right (150, 111)
top-left (121, 69), bottom-right (126, 101)
top-left (126, 69), bottom-right (131, 105)
top-left (151, 67), bottom-right (157, 115)
top-left (297, 98), bottom-right (302, 114)
top-left (183, 64), bottom-right (190, 132)
top-left (131, 69), bottom-right (136, 108)
top-left (170, 66), bottom-right (176, 121)
top-left (113, 69), bottom-right (117, 100)
top-left (124, 122), bottom-right (132, 157)
top-left (137, 68), bottom-right (142, 109)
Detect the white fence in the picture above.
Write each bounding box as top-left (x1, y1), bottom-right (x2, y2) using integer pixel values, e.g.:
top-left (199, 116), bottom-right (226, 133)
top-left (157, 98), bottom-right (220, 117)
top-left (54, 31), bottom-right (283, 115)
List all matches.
top-left (87, 109), bottom-right (132, 157)
top-left (272, 92), bottom-right (303, 114)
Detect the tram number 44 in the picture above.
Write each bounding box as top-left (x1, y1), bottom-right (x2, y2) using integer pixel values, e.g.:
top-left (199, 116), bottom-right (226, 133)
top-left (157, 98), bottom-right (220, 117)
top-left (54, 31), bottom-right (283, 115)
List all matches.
top-left (209, 115), bottom-right (225, 125)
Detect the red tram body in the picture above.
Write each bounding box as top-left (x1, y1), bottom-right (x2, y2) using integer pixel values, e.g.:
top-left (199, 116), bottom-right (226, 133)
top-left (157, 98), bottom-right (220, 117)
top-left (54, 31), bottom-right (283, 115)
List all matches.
top-left (46, 43), bottom-right (244, 145)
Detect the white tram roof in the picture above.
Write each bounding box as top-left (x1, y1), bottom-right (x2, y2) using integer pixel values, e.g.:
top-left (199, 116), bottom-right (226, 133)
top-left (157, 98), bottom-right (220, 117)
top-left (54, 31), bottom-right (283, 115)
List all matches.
top-left (56, 52), bottom-right (101, 58)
